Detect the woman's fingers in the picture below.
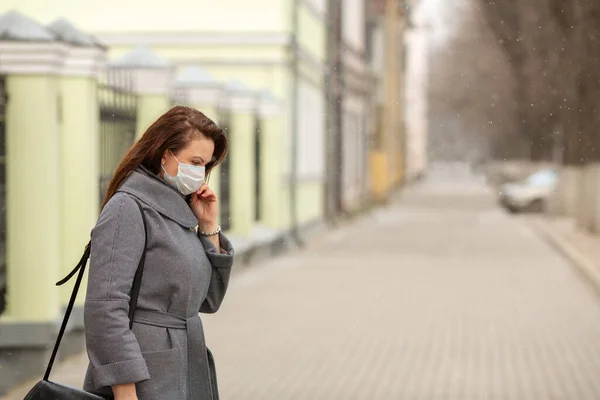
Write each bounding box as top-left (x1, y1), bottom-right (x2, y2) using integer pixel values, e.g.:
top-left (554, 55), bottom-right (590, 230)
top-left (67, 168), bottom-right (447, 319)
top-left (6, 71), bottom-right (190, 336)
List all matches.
top-left (195, 185), bottom-right (217, 201)
top-left (197, 184), bottom-right (209, 196)
top-left (202, 187), bottom-right (215, 198)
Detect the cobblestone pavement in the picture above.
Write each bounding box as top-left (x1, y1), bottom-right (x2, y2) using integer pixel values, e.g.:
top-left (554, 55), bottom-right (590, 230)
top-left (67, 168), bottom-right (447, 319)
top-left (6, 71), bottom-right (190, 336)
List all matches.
top-left (6, 169), bottom-right (600, 399)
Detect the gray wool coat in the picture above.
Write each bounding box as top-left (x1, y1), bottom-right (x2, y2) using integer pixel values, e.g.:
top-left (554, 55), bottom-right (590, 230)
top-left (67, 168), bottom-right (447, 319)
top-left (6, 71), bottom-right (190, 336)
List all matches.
top-left (82, 166), bottom-right (234, 400)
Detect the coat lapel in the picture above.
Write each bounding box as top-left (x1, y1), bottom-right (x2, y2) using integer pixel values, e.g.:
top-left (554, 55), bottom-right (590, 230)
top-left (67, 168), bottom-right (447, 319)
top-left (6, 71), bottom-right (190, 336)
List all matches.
top-left (118, 166), bottom-right (198, 229)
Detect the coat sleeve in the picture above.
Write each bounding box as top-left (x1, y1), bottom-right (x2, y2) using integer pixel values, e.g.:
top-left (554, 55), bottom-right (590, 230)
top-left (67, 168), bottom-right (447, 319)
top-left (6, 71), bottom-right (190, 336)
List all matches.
top-left (198, 231), bottom-right (234, 313)
top-left (84, 193), bottom-right (150, 388)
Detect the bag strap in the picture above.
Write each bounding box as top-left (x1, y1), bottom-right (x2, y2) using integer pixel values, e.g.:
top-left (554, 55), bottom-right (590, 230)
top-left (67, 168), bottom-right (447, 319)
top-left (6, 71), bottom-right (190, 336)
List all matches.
top-left (127, 199), bottom-right (148, 327)
top-left (43, 198), bottom-right (148, 381)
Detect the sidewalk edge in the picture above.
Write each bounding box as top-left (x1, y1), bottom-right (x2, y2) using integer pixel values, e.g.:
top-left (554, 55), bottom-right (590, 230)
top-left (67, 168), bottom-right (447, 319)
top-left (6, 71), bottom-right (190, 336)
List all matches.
top-left (530, 218), bottom-right (600, 297)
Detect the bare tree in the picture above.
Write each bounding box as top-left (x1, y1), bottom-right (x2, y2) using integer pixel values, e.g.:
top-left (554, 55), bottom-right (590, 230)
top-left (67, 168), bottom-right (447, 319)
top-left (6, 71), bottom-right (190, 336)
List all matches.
top-left (428, 0), bottom-right (600, 165)
top-left (480, 0), bottom-right (600, 165)
top-left (479, 0), bottom-right (560, 161)
top-left (428, 0), bottom-right (525, 162)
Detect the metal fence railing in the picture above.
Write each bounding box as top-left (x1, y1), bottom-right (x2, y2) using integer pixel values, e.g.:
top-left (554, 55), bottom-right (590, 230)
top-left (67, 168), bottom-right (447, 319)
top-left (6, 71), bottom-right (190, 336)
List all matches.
top-left (254, 115), bottom-right (262, 222)
top-left (0, 76), bottom-right (7, 315)
top-left (98, 69), bottom-right (138, 206)
top-left (170, 87), bottom-right (189, 107)
top-left (218, 110), bottom-right (232, 231)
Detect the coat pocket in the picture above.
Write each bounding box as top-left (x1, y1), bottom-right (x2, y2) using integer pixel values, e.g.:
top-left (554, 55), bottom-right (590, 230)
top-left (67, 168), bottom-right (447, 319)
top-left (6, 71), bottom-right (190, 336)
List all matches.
top-left (136, 347), bottom-right (183, 400)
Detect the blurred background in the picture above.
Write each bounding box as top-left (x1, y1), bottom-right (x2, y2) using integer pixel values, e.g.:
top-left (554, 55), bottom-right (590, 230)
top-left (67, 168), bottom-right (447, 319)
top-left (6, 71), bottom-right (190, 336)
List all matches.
top-left (3, 0), bottom-right (600, 399)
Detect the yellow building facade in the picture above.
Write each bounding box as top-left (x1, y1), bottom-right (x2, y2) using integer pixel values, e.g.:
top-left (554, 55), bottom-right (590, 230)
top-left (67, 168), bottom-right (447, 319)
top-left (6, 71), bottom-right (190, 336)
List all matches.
top-left (0, 1), bottom-right (390, 391)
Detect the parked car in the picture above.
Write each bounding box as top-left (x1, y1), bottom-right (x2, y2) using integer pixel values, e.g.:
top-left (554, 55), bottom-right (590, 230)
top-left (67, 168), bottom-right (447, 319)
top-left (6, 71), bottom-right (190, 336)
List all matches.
top-left (498, 169), bottom-right (558, 213)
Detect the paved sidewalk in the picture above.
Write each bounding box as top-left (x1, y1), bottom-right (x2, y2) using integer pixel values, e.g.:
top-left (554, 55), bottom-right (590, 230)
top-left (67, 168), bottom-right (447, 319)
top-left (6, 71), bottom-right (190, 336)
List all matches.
top-left (7, 174), bottom-right (600, 399)
top-left (529, 215), bottom-right (600, 297)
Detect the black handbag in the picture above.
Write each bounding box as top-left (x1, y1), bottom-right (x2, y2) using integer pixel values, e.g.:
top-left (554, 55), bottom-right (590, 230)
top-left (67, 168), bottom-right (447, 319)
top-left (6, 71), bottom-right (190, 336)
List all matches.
top-left (24, 199), bottom-right (148, 400)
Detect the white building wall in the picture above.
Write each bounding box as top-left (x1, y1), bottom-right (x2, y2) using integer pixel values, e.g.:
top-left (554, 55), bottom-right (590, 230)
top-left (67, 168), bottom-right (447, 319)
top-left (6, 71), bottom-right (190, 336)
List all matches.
top-left (405, 6), bottom-right (429, 181)
top-left (342, 96), bottom-right (367, 208)
top-left (371, 22), bottom-right (385, 106)
top-left (298, 81), bottom-right (326, 181)
top-left (306, 0), bottom-right (327, 14)
top-left (340, 0), bottom-right (370, 210)
top-left (342, 0), bottom-right (365, 53)
top-left (4, 0), bottom-right (288, 32)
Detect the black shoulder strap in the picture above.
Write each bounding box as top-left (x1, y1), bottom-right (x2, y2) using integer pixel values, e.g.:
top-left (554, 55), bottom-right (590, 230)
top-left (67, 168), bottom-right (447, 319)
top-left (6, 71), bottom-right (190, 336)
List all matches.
top-left (43, 198), bottom-right (148, 381)
top-left (127, 200), bottom-right (147, 327)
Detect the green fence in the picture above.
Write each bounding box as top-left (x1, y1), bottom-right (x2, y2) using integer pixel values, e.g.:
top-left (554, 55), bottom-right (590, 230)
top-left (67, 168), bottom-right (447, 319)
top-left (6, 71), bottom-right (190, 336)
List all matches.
top-left (98, 70), bottom-right (138, 206)
top-left (170, 87), bottom-right (189, 107)
top-left (0, 76), bottom-right (6, 315)
top-left (219, 109), bottom-right (232, 231)
top-left (254, 115), bottom-right (262, 222)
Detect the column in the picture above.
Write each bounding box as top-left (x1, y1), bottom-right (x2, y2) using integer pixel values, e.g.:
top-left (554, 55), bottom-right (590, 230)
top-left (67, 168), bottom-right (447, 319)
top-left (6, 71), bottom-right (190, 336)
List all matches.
top-left (57, 37), bottom-right (106, 312)
top-left (0, 36), bottom-right (64, 329)
top-left (203, 103), bottom-right (222, 215)
top-left (111, 46), bottom-right (173, 139)
top-left (257, 91), bottom-right (284, 230)
top-left (215, 107), bottom-right (234, 231)
top-left (222, 83), bottom-right (257, 236)
top-left (138, 93), bottom-right (171, 138)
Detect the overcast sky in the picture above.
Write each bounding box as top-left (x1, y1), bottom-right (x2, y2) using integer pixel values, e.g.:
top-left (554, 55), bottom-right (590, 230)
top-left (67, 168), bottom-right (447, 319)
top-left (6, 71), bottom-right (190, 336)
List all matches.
top-left (418, 0), bottom-right (466, 47)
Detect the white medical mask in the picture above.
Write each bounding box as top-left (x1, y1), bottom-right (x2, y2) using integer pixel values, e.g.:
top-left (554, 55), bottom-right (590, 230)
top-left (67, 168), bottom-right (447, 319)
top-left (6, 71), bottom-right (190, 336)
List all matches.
top-left (162, 151), bottom-right (205, 195)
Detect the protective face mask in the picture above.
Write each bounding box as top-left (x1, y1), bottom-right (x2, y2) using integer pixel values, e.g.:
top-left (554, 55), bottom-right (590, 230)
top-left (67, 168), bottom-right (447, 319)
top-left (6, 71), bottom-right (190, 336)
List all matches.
top-left (162, 151), bottom-right (205, 195)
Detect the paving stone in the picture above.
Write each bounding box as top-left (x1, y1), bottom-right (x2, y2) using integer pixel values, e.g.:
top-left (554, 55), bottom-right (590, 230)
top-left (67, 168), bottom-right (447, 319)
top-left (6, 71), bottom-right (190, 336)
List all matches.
top-left (5, 174), bottom-right (600, 399)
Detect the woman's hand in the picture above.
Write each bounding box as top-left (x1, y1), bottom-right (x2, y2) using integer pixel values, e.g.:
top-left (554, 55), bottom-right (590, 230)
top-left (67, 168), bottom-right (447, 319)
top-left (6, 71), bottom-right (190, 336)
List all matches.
top-left (112, 383), bottom-right (138, 400)
top-left (190, 184), bottom-right (219, 229)
top-left (114, 394), bottom-right (138, 400)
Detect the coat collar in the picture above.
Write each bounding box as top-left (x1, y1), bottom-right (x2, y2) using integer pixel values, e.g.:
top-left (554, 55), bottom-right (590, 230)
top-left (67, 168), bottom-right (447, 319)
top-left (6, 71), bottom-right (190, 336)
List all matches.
top-left (117, 165), bottom-right (198, 229)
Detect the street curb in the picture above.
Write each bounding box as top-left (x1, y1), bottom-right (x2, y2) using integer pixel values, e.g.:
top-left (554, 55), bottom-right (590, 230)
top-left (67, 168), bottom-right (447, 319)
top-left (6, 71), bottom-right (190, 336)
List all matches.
top-left (530, 218), bottom-right (600, 297)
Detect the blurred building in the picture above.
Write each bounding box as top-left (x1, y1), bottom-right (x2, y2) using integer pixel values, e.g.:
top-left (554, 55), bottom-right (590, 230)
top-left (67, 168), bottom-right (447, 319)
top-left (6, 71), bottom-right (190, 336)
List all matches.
top-left (366, 0), bottom-right (407, 201)
top-left (404, 0), bottom-right (429, 182)
top-left (366, 0), bottom-right (429, 196)
top-left (90, 0), bottom-right (328, 239)
top-left (0, 0), bottom-right (429, 391)
top-left (325, 0), bottom-right (374, 218)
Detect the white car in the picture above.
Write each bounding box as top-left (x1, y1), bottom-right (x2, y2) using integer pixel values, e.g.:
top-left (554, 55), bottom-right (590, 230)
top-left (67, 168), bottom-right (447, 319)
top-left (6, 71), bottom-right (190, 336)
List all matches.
top-left (499, 169), bottom-right (558, 213)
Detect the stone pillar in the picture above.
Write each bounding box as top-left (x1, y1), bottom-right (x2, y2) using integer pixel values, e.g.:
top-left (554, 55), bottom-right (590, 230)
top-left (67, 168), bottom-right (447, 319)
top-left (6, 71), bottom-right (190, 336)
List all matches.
top-left (0, 16), bottom-right (66, 391)
top-left (48, 19), bottom-right (106, 313)
top-left (221, 82), bottom-right (257, 236)
top-left (110, 46), bottom-right (173, 139)
top-left (137, 93), bottom-right (171, 138)
top-left (0, 34), bottom-right (64, 327)
top-left (257, 91), bottom-right (284, 230)
top-left (174, 66), bottom-right (224, 214)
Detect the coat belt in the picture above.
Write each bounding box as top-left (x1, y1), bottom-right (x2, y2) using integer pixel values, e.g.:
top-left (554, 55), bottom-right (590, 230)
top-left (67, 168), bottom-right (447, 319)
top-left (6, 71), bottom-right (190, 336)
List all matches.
top-left (133, 309), bottom-right (213, 400)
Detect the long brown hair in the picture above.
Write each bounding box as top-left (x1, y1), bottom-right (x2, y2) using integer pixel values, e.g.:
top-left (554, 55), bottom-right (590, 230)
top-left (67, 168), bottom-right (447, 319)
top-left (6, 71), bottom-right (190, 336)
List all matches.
top-left (101, 106), bottom-right (228, 210)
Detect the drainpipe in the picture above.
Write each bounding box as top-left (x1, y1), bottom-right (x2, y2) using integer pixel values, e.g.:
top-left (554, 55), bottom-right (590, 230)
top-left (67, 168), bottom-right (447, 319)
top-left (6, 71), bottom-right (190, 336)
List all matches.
top-left (324, 0), bottom-right (339, 226)
top-left (325, 0), bottom-right (343, 224)
top-left (334, 0), bottom-right (344, 217)
top-left (290, 0), bottom-right (303, 246)
top-left (384, 0), bottom-right (397, 194)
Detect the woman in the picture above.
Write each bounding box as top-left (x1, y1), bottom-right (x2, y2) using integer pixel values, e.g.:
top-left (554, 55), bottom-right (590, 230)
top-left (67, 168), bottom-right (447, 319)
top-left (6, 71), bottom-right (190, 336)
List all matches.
top-left (82, 106), bottom-right (234, 400)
